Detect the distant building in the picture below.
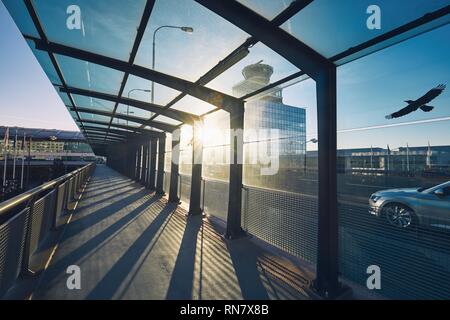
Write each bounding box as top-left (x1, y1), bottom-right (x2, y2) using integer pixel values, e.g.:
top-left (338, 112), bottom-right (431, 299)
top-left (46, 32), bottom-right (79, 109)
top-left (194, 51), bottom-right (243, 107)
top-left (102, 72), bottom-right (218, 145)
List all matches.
top-left (306, 145), bottom-right (450, 174)
top-left (232, 61), bottom-right (306, 169)
top-left (0, 126), bottom-right (94, 160)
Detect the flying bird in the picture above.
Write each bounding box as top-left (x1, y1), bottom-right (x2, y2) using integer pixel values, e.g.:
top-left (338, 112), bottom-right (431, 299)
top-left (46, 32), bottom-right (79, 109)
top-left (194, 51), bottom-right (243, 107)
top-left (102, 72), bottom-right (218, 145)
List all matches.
top-left (385, 84), bottom-right (446, 119)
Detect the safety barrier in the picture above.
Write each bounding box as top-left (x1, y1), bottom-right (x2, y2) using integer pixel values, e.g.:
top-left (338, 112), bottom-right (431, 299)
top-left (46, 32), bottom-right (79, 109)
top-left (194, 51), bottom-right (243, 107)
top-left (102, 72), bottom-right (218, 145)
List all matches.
top-left (0, 163), bottom-right (96, 297)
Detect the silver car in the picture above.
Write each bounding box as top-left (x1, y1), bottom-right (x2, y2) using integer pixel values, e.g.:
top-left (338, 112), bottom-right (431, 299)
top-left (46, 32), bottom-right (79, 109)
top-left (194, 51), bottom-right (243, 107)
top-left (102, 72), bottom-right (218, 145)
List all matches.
top-left (369, 181), bottom-right (450, 229)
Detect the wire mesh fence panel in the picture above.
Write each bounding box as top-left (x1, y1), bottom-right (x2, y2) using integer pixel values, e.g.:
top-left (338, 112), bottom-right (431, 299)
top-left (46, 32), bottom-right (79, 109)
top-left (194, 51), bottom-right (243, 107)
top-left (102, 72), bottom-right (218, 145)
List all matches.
top-left (55, 182), bottom-right (67, 227)
top-left (29, 190), bottom-right (56, 256)
top-left (338, 197), bottom-right (450, 299)
top-left (335, 26), bottom-right (450, 299)
top-left (179, 174), bottom-right (191, 205)
top-left (66, 177), bottom-right (74, 208)
top-left (242, 186), bottom-right (318, 264)
top-left (202, 179), bottom-right (229, 221)
top-left (163, 171), bottom-right (170, 194)
top-left (0, 208), bottom-right (29, 297)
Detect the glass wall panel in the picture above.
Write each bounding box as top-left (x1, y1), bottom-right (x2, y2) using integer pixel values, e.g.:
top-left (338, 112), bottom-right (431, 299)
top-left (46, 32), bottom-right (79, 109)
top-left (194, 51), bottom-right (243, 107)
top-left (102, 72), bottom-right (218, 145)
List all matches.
top-left (201, 110), bottom-right (230, 220)
top-left (337, 25), bottom-right (450, 299)
top-left (241, 68), bottom-right (318, 263)
top-left (202, 110), bottom-right (230, 181)
top-left (179, 125), bottom-right (193, 175)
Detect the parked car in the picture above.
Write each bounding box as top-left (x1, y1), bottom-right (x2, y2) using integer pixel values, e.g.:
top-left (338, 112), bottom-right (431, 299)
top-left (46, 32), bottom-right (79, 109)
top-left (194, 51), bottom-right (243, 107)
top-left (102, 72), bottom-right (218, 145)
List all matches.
top-left (369, 181), bottom-right (450, 229)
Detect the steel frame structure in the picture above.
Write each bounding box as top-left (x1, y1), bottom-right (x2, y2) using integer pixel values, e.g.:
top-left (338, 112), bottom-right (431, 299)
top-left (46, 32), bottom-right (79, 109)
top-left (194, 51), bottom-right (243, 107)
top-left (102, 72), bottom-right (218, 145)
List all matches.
top-left (14, 0), bottom-right (449, 299)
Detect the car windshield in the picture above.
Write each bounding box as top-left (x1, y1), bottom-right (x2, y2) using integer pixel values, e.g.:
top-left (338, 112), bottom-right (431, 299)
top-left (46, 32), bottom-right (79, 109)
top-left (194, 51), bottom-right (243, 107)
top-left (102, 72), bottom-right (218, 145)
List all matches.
top-left (422, 181), bottom-right (450, 193)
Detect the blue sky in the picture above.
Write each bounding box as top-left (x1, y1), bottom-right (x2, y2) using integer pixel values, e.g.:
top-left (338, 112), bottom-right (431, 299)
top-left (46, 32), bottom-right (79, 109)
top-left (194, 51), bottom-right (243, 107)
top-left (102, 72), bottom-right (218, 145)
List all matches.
top-left (0, 0), bottom-right (449, 150)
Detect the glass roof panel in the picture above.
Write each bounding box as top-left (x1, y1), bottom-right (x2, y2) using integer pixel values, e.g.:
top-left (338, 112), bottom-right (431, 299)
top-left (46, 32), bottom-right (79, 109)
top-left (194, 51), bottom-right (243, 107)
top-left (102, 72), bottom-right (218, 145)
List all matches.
top-left (207, 42), bottom-right (299, 97)
top-left (55, 55), bottom-right (124, 95)
top-left (25, 40), bottom-right (62, 85)
top-left (71, 94), bottom-right (115, 112)
top-left (334, 14), bottom-right (450, 66)
top-left (54, 86), bottom-right (72, 105)
top-left (280, 0), bottom-right (450, 58)
top-left (171, 95), bottom-right (216, 116)
top-left (79, 112), bottom-right (111, 123)
top-left (114, 119), bottom-right (142, 128)
top-left (115, 104), bottom-right (152, 120)
top-left (32, 0), bottom-right (147, 61)
top-left (135, 0), bottom-right (249, 82)
top-left (2, 0), bottom-right (40, 37)
top-left (68, 110), bottom-right (79, 119)
top-left (123, 75), bottom-right (180, 106)
top-left (153, 115), bottom-right (182, 126)
top-left (144, 127), bottom-right (163, 132)
top-left (235, 0), bottom-right (295, 20)
top-left (81, 122), bottom-right (109, 129)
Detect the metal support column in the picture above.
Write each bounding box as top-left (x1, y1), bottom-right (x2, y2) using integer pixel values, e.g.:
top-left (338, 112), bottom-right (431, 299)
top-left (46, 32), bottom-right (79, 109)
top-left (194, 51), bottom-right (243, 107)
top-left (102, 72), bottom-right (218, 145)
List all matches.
top-left (147, 139), bottom-right (157, 190)
top-left (156, 134), bottom-right (166, 194)
top-left (141, 143), bottom-right (148, 185)
top-left (313, 66), bottom-right (341, 298)
top-left (127, 144), bottom-right (135, 178)
top-left (169, 129), bottom-right (181, 203)
top-left (225, 104), bottom-right (245, 239)
top-left (188, 120), bottom-right (204, 215)
top-left (133, 146), bottom-right (140, 180)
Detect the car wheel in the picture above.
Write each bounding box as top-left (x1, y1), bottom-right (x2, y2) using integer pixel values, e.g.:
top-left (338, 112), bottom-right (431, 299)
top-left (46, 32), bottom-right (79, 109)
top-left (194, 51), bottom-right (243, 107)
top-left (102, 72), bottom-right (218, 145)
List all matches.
top-left (383, 203), bottom-right (416, 229)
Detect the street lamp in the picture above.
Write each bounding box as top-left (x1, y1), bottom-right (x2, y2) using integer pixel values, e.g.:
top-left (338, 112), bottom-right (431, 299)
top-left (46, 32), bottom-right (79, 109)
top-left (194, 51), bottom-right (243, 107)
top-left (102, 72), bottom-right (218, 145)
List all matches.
top-left (127, 89), bottom-right (151, 126)
top-left (304, 138), bottom-right (318, 173)
top-left (152, 25), bottom-right (194, 103)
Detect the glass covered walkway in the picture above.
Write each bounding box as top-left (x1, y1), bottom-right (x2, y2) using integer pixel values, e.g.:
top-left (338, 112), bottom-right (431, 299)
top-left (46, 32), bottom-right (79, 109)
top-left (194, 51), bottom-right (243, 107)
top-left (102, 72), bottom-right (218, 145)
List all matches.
top-left (1, 0), bottom-right (449, 300)
top-left (24, 165), bottom-right (312, 300)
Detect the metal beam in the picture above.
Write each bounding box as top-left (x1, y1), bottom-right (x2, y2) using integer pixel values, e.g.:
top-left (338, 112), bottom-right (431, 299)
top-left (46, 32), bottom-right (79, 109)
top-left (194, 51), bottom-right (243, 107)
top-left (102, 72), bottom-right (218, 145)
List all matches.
top-left (30, 38), bottom-right (243, 114)
top-left (195, 0), bottom-right (332, 80)
top-left (71, 106), bottom-right (177, 132)
top-left (59, 86), bottom-right (196, 124)
top-left (313, 66), bottom-right (340, 298)
top-left (85, 133), bottom-right (125, 142)
top-left (81, 126), bottom-right (145, 138)
top-left (83, 129), bottom-right (129, 139)
top-left (76, 119), bottom-right (164, 137)
top-left (225, 105), bottom-right (246, 239)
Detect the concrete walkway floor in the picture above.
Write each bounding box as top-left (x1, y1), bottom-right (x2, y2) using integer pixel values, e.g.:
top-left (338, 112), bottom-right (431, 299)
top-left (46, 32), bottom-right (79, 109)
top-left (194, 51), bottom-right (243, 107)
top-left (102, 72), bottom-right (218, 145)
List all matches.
top-left (31, 165), bottom-right (313, 300)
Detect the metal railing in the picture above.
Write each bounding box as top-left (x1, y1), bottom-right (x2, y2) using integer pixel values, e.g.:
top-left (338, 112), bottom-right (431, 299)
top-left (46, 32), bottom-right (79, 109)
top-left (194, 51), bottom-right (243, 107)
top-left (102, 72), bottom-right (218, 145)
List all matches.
top-left (0, 163), bottom-right (95, 297)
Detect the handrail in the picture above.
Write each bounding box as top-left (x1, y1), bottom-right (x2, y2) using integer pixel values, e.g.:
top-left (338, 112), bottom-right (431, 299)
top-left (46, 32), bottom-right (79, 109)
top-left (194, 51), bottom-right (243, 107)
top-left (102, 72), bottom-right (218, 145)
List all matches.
top-left (0, 162), bottom-right (94, 217)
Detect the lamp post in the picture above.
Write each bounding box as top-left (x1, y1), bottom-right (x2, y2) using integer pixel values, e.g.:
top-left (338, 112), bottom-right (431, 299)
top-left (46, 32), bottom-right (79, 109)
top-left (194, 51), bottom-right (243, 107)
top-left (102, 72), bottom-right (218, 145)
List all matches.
top-left (152, 25), bottom-right (194, 103)
top-left (303, 138), bottom-right (318, 174)
top-left (127, 89), bottom-right (151, 126)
